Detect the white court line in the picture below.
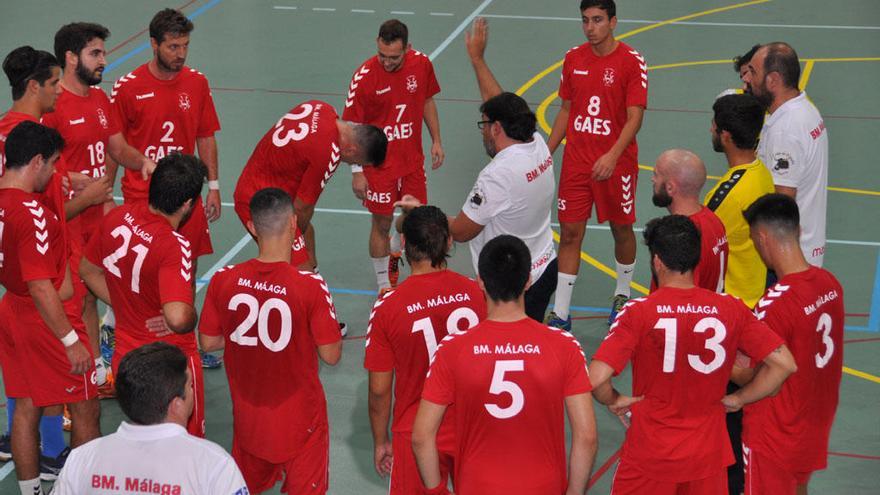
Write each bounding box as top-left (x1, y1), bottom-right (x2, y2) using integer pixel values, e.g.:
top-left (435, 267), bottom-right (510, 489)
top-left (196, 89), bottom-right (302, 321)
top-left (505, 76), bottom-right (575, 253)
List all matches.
top-left (430, 12), bottom-right (455, 17)
top-left (481, 14), bottom-right (880, 30)
top-left (351, 9), bottom-right (375, 13)
top-left (196, 233), bottom-right (251, 293)
top-left (272, 5), bottom-right (297, 10)
top-left (0, 462), bottom-right (14, 483)
top-left (428, 0), bottom-right (494, 61)
top-left (312, 7), bottom-right (336, 12)
top-left (390, 10), bottom-right (414, 15)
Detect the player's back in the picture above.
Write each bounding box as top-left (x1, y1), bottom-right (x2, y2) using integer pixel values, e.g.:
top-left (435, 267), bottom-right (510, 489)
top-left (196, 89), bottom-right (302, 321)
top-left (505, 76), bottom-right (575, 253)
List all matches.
top-left (235, 100), bottom-right (340, 204)
top-left (596, 287), bottom-right (782, 482)
top-left (690, 206), bottom-right (728, 292)
top-left (89, 203), bottom-right (195, 354)
top-left (199, 259), bottom-right (341, 461)
top-left (424, 318), bottom-right (590, 494)
top-left (364, 269), bottom-right (486, 432)
top-left (746, 266), bottom-right (844, 472)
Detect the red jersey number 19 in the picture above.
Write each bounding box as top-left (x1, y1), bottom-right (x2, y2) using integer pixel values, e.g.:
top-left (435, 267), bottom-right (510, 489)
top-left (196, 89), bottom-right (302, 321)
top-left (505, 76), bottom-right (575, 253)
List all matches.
top-left (412, 307), bottom-right (480, 359)
top-left (228, 294), bottom-right (292, 352)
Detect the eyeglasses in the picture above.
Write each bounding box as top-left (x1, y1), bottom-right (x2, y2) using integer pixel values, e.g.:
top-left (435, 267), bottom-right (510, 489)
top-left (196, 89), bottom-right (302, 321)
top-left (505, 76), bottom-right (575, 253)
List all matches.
top-left (477, 120), bottom-right (494, 130)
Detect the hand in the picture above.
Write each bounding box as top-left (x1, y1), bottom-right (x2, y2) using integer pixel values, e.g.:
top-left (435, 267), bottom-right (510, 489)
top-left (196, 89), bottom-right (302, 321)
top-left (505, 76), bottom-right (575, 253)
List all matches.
top-left (373, 441), bottom-right (393, 478)
top-left (102, 198), bottom-right (118, 216)
top-left (608, 393), bottom-right (643, 428)
top-left (722, 394), bottom-right (744, 413)
top-left (431, 141), bottom-right (445, 169)
top-left (465, 17), bottom-right (489, 61)
top-left (140, 157), bottom-right (157, 181)
top-left (60, 174), bottom-right (71, 197)
top-left (205, 189), bottom-right (222, 222)
top-left (735, 350), bottom-right (752, 369)
top-left (65, 340), bottom-right (92, 375)
top-left (78, 175), bottom-right (113, 206)
top-left (68, 171), bottom-right (92, 194)
top-left (145, 315), bottom-right (174, 338)
top-left (352, 172), bottom-right (368, 200)
top-left (393, 194), bottom-right (422, 212)
top-left (591, 151), bottom-right (618, 181)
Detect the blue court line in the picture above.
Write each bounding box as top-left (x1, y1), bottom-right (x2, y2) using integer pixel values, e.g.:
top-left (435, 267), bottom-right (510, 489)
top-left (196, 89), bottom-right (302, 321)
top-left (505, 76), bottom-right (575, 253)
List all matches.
top-left (105, 0), bottom-right (225, 74)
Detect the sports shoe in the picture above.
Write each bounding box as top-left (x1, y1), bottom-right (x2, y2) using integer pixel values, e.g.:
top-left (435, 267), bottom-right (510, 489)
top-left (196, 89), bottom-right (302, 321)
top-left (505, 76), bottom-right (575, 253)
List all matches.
top-left (608, 294), bottom-right (629, 325)
top-left (99, 324), bottom-right (115, 365)
top-left (97, 368), bottom-right (116, 399)
top-left (39, 446), bottom-right (70, 481)
top-left (0, 433), bottom-right (12, 461)
top-left (200, 350), bottom-right (223, 369)
top-left (544, 311), bottom-right (572, 332)
top-left (339, 322), bottom-right (348, 338)
top-left (94, 358), bottom-right (108, 386)
top-left (62, 406), bottom-right (71, 432)
top-left (388, 251), bottom-right (402, 287)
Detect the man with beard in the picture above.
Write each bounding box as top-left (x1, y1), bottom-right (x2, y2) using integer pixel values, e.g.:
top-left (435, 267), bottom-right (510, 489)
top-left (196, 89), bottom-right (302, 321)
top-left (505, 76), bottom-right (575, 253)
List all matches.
top-left (109, 8), bottom-right (223, 369)
top-left (650, 149), bottom-right (727, 293)
top-left (396, 18), bottom-right (557, 322)
top-left (44, 22), bottom-right (157, 384)
top-left (744, 42), bottom-right (828, 267)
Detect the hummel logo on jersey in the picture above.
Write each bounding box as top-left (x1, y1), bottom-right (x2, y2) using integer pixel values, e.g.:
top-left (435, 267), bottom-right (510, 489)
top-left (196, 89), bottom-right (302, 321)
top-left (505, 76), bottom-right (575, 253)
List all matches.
top-left (376, 86), bottom-right (391, 95)
top-left (65, 386), bottom-right (76, 393)
top-left (68, 117), bottom-right (85, 125)
top-left (135, 92), bottom-right (155, 100)
top-left (573, 69), bottom-right (590, 75)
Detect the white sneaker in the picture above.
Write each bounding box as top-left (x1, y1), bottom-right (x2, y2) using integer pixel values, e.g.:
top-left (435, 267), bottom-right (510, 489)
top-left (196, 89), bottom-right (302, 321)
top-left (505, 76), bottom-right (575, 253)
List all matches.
top-left (339, 322), bottom-right (348, 338)
top-left (94, 358), bottom-right (108, 386)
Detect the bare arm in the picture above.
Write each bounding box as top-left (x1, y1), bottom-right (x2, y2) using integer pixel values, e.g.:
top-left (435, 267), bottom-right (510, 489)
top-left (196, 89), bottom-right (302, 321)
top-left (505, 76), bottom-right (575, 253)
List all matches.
top-left (64, 175), bottom-right (112, 220)
top-left (293, 197), bottom-right (317, 269)
top-left (775, 185), bottom-right (797, 199)
top-left (412, 399), bottom-right (448, 491)
top-left (587, 359), bottom-right (617, 405)
top-left (368, 371), bottom-right (394, 477)
top-left (547, 99), bottom-right (571, 155)
top-left (107, 133), bottom-right (156, 179)
top-left (465, 17), bottom-right (503, 101)
top-left (27, 279), bottom-right (92, 374)
top-left (196, 135), bottom-right (221, 222)
top-left (591, 106), bottom-right (645, 181)
top-left (723, 345), bottom-right (797, 412)
top-left (564, 392), bottom-right (598, 495)
top-left (199, 333), bottom-right (225, 353)
top-left (449, 211), bottom-right (485, 243)
top-left (317, 341), bottom-right (341, 365)
top-left (161, 301), bottom-right (197, 334)
top-left (79, 257), bottom-right (111, 305)
top-left (423, 98), bottom-right (444, 169)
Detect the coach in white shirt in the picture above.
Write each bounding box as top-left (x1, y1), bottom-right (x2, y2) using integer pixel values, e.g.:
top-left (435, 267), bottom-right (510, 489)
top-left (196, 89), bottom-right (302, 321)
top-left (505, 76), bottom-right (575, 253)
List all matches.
top-left (745, 42), bottom-right (828, 266)
top-left (396, 18), bottom-right (557, 322)
top-left (53, 343), bottom-right (247, 495)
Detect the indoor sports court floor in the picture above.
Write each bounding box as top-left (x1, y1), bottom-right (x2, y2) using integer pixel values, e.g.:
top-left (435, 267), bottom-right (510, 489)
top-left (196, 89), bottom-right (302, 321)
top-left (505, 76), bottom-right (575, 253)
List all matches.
top-left (1, 0), bottom-right (878, 492)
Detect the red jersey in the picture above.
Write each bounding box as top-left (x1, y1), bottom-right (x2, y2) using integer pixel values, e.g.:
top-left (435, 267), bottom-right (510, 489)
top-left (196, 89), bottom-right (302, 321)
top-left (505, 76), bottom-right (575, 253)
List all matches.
top-left (558, 41), bottom-right (647, 172)
top-left (422, 318), bottom-right (591, 495)
top-left (198, 259), bottom-right (341, 462)
top-left (342, 50), bottom-right (440, 178)
top-left (234, 101), bottom-right (341, 207)
top-left (744, 268), bottom-right (844, 473)
top-left (84, 202), bottom-right (195, 355)
top-left (650, 207), bottom-right (728, 293)
top-left (110, 64), bottom-right (220, 200)
top-left (364, 270), bottom-right (486, 433)
top-left (593, 288), bottom-right (784, 482)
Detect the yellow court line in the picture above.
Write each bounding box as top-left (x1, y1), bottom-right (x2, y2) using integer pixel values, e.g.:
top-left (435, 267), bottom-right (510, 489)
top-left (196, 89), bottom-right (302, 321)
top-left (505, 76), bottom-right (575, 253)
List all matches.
top-left (514, 0), bottom-right (773, 96)
top-left (551, 230), bottom-right (651, 296)
top-left (843, 366), bottom-right (880, 385)
top-left (798, 60), bottom-right (816, 91)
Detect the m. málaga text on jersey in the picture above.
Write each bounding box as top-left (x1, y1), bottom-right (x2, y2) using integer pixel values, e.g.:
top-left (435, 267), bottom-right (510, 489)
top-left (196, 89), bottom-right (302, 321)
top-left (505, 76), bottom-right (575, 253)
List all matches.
top-left (406, 292), bottom-right (472, 314)
top-left (804, 289), bottom-right (838, 316)
top-left (237, 277), bottom-right (288, 295)
top-left (90, 474), bottom-right (182, 495)
top-left (526, 156), bottom-right (553, 183)
top-left (656, 304), bottom-right (720, 315)
top-left (123, 213), bottom-right (154, 243)
top-left (474, 343), bottom-right (542, 355)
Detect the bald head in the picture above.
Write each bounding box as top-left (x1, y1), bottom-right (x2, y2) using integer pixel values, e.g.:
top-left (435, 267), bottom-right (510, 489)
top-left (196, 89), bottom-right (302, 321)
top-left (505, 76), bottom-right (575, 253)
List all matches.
top-left (656, 149), bottom-right (706, 197)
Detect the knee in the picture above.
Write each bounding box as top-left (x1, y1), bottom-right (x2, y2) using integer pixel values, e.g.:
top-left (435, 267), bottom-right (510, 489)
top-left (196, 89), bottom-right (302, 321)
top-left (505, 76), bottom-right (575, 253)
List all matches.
top-left (609, 223), bottom-right (634, 240)
top-left (559, 224), bottom-right (585, 245)
top-left (372, 215), bottom-right (393, 233)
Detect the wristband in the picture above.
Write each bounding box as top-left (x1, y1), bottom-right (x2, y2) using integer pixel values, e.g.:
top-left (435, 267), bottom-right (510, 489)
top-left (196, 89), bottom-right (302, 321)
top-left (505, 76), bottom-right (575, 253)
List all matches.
top-left (351, 165), bottom-right (364, 174)
top-left (208, 180), bottom-right (220, 191)
top-left (60, 330), bottom-right (79, 347)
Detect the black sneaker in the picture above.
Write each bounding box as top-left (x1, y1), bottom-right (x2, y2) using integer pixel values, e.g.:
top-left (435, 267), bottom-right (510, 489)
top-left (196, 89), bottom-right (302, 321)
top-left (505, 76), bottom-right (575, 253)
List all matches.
top-left (39, 446), bottom-right (70, 481)
top-left (0, 433), bottom-right (11, 461)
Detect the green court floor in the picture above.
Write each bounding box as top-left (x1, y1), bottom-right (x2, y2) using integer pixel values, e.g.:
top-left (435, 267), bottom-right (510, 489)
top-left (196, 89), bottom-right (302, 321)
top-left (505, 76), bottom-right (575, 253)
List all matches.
top-left (1, 0), bottom-right (878, 493)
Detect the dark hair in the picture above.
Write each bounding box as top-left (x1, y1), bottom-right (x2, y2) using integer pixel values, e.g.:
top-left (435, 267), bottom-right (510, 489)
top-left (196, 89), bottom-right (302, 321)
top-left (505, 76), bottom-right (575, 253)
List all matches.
top-left (54, 22), bottom-right (110, 67)
top-left (148, 153), bottom-right (206, 215)
top-left (353, 124), bottom-right (388, 165)
top-left (580, 0), bottom-right (616, 17)
top-left (402, 206), bottom-right (450, 268)
top-left (478, 235), bottom-right (530, 302)
top-left (743, 193), bottom-right (800, 238)
top-left (249, 187), bottom-right (293, 234)
top-left (149, 8), bottom-right (194, 43)
top-left (378, 19), bottom-right (408, 46)
top-left (3, 46), bottom-right (60, 100)
top-left (733, 44), bottom-right (761, 73)
top-left (4, 121), bottom-right (64, 170)
top-left (116, 342), bottom-right (188, 425)
top-left (479, 92), bottom-right (537, 142)
top-left (712, 94), bottom-right (764, 150)
top-left (763, 42), bottom-right (800, 90)
top-left (643, 215), bottom-right (701, 274)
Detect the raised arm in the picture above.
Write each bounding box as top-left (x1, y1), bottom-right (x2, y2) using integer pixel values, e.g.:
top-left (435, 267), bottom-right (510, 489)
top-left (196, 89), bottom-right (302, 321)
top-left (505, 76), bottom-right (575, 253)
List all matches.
top-left (465, 18), bottom-right (504, 101)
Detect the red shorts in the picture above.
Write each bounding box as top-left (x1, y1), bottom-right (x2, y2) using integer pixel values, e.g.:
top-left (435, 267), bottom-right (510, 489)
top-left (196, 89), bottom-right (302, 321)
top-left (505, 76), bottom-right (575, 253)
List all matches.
top-left (363, 166), bottom-right (427, 216)
top-left (610, 459), bottom-right (727, 495)
top-left (6, 294), bottom-right (97, 407)
top-left (125, 196), bottom-right (213, 259)
top-left (0, 296), bottom-right (26, 398)
top-left (743, 443), bottom-right (811, 495)
top-left (389, 431), bottom-right (454, 495)
top-left (234, 200), bottom-right (309, 267)
top-left (232, 423), bottom-right (329, 494)
top-left (557, 164), bottom-right (637, 225)
top-left (112, 346), bottom-right (205, 437)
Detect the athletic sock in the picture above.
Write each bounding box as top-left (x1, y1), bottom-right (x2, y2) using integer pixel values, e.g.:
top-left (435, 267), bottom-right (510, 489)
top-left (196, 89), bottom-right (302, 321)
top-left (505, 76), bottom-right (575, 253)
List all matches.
top-left (39, 415), bottom-right (65, 458)
top-left (389, 230), bottom-right (402, 254)
top-left (553, 273), bottom-right (578, 320)
top-left (6, 398), bottom-right (15, 434)
top-left (615, 261), bottom-right (636, 297)
top-left (101, 307), bottom-right (115, 328)
top-left (372, 256), bottom-right (391, 290)
top-left (18, 477), bottom-right (42, 495)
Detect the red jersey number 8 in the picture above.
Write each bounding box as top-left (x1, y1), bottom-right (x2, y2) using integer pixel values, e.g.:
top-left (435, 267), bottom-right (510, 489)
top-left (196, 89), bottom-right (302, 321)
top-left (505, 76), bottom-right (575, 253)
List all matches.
top-left (272, 104), bottom-right (314, 147)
